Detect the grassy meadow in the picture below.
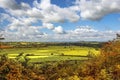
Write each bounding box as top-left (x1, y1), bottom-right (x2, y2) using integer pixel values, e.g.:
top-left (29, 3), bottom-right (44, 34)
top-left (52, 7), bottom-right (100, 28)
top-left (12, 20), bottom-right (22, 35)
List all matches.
top-left (0, 44), bottom-right (99, 63)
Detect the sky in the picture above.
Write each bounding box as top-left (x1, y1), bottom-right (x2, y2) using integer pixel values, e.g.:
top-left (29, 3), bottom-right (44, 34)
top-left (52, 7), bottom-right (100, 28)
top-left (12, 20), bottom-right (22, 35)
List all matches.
top-left (0, 0), bottom-right (120, 42)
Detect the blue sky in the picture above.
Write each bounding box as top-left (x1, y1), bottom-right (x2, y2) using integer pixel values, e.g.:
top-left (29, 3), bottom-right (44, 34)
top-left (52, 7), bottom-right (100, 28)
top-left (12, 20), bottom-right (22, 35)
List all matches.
top-left (0, 0), bottom-right (120, 42)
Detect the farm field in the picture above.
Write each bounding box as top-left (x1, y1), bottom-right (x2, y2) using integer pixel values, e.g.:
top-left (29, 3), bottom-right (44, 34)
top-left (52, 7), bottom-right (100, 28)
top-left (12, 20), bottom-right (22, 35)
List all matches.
top-left (0, 46), bottom-right (99, 63)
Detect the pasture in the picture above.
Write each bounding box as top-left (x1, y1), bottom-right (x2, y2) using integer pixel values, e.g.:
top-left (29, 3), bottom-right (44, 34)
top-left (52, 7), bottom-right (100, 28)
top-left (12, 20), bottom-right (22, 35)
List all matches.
top-left (0, 46), bottom-right (99, 63)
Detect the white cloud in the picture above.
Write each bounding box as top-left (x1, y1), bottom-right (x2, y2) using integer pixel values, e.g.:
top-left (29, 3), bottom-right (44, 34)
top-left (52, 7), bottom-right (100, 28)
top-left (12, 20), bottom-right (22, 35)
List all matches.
top-left (42, 23), bottom-right (66, 34)
top-left (0, 0), bottom-right (19, 10)
top-left (0, 0), bottom-right (31, 11)
top-left (40, 26), bottom-right (116, 42)
top-left (0, 0), bottom-right (80, 23)
top-left (7, 17), bottom-right (38, 31)
top-left (53, 26), bottom-right (66, 34)
top-left (20, 2), bottom-right (31, 10)
top-left (42, 23), bottom-right (54, 30)
top-left (66, 26), bottom-right (116, 41)
top-left (74, 26), bottom-right (98, 34)
top-left (76, 0), bottom-right (120, 20)
top-left (26, 8), bottom-right (43, 18)
top-left (0, 0), bottom-right (120, 41)
top-left (1, 0), bottom-right (120, 22)
top-left (3, 24), bottom-right (118, 41)
top-left (0, 13), bottom-right (8, 22)
top-left (5, 25), bottom-right (44, 41)
top-left (33, 0), bottom-right (80, 23)
top-left (0, 13), bottom-right (15, 23)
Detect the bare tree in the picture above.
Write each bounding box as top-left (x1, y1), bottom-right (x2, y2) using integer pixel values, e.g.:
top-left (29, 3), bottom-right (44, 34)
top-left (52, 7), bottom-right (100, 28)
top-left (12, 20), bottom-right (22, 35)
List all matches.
top-left (116, 33), bottom-right (120, 38)
top-left (0, 28), bottom-right (5, 40)
top-left (0, 34), bottom-right (4, 40)
top-left (0, 28), bottom-right (5, 50)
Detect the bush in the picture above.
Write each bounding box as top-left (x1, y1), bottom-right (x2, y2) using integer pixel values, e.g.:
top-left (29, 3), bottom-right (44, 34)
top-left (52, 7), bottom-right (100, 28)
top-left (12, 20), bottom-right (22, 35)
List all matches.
top-left (0, 54), bottom-right (45, 80)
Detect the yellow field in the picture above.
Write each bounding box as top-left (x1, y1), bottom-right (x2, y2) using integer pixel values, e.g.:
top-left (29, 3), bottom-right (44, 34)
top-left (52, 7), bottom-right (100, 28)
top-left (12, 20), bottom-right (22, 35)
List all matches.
top-left (0, 46), bottom-right (100, 62)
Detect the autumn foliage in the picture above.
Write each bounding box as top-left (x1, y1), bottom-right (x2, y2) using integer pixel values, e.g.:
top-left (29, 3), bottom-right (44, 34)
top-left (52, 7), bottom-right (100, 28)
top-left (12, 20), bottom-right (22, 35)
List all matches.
top-left (0, 41), bottom-right (120, 80)
top-left (101, 41), bottom-right (120, 56)
top-left (0, 54), bottom-right (45, 80)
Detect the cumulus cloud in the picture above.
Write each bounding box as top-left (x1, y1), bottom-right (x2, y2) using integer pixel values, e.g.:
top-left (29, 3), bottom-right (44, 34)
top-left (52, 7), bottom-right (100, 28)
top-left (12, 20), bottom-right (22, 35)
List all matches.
top-left (53, 26), bottom-right (66, 34)
top-left (1, 0), bottom-right (120, 22)
top-left (42, 23), bottom-right (54, 30)
top-left (0, 0), bottom-right (31, 11)
top-left (0, 0), bottom-right (80, 22)
top-left (0, 0), bottom-right (120, 41)
top-left (55, 26), bottom-right (116, 41)
top-left (39, 26), bottom-right (116, 42)
top-left (76, 0), bottom-right (120, 20)
top-left (0, 0), bottom-right (19, 10)
top-left (5, 25), bottom-right (44, 41)
top-left (0, 0), bottom-right (79, 41)
top-left (33, 0), bottom-right (80, 23)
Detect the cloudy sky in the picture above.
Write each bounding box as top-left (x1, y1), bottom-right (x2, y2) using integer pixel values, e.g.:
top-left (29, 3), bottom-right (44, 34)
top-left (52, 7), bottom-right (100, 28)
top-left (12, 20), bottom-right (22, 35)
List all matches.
top-left (0, 0), bottom-right (120, 42)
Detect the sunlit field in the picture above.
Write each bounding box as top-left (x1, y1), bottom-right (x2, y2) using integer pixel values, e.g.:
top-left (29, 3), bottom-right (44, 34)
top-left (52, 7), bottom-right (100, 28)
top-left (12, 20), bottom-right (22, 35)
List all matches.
top-left (0, 46), bottom-right (99, 62)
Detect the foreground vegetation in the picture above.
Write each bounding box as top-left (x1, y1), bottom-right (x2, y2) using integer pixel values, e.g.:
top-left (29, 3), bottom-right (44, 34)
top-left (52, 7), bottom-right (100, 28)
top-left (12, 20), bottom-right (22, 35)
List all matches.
top-left (0, 41), bottom-right (120, 80)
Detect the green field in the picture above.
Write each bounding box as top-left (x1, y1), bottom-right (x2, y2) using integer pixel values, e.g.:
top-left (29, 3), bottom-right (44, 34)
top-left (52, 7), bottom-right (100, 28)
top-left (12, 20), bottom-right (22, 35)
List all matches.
top-left (0, 46), bottom-right (99, 62)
